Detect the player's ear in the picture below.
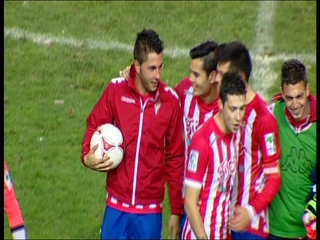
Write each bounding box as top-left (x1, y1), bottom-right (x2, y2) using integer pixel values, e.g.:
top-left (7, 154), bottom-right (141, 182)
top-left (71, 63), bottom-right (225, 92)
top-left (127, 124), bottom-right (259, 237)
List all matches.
top-left (209, 70), bottom-right (217, 84)
top-left (134, 59), bottom-right (141, 74)
top-left (239, 71), bottom-right (248, 85)
top-left (306, 83), bottom-right (310, 97)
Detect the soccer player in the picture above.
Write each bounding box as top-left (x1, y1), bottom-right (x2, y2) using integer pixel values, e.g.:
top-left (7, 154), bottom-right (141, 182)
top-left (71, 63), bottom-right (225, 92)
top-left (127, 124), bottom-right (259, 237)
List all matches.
top-left (173, 40), bottom-right (220, 235)
top-left (119, 40), bottom-right (220, 238)
top-left (81, 29), bottom-right (185, 239)
top-left (174, 40), bottom-right (220, 148)
top-left (181, 70), bottom-right (247, 239)
top-left (214, 41), bottom-right (281, 239)
top-left (4, 160), bottom-right (28, 240)
top-left (268, 59), bottom-right (316, 239)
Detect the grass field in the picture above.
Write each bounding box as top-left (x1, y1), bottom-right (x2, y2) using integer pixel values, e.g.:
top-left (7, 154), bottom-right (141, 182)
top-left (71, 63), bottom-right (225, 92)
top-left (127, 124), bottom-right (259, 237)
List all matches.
top-left (4, 1), bottom-right (316, 239)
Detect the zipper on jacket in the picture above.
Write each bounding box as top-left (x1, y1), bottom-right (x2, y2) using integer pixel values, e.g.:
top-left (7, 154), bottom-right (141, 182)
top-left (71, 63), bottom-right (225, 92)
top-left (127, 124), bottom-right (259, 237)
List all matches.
top-left (131, 98), bottom-right (148, 206)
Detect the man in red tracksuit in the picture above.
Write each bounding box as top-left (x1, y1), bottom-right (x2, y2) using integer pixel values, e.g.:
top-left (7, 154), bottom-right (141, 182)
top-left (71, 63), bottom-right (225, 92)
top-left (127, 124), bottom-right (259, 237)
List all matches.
top-left (81, 29), bottom-right (185, 239)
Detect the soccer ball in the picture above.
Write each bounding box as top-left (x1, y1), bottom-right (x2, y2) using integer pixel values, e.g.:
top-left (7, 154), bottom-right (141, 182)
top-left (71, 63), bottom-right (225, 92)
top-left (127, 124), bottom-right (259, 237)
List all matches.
top-left (90, 123), bottom-right (124, 168)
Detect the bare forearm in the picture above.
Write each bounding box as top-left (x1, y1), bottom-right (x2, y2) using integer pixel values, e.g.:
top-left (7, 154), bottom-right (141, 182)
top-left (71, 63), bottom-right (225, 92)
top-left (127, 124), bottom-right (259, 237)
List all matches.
top-left (185, 204), bottom-right (207, 239)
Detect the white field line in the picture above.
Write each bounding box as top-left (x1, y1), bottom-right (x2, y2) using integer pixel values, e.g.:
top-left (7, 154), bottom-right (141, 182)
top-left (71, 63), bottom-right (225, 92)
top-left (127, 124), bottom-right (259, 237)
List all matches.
top-left (252, 1), bottom-right (277, 100)
top-left (5, 27), bottom-right (316, 97)
top-left (4, 28), bottom-right (315, 63)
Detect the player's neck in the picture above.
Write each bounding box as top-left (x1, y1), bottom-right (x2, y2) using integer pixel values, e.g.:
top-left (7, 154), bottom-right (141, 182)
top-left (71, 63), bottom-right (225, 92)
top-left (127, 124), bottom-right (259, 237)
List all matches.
top-left (200, 84), bottom-right (219, 104)
top-left (134, 76), bottom-right (152, 96)
top-left (245, 84), bottom-right (256, 104)
top-left (214, 112), bottom-right (231, 135)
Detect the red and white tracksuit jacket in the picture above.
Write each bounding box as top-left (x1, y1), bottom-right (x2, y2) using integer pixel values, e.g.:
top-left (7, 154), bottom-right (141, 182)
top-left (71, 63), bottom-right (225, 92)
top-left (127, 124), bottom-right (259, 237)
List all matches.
top-left (81, 65), bottom-right (185, 215)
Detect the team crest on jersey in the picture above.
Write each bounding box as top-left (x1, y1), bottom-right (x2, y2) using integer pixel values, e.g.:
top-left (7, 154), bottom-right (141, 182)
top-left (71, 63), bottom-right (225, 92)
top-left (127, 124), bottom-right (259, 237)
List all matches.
top-left (265, 132), bottom-right (276, 156)
top-left (188, 149), bottom-right (199, 172)
top-left (154, 100), bottom-right (161, 115)
top-left (4, 170), bottom-right (12, 190)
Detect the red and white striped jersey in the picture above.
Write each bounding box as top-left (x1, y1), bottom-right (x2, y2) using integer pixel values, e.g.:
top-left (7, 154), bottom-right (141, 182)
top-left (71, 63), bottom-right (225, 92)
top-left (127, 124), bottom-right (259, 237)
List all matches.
top-left (182, 117), bottom-right (241, 240)
top-left (175, 78), bottom-right (220, 147)
top-left (231, 94), bottom-right (281, 237)
top-left (174, 77), bottom-right (220, 199)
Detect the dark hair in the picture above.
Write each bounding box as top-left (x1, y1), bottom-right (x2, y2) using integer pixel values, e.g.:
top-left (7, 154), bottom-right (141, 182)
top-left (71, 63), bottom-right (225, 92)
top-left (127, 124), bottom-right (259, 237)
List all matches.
top-left (189, 40), bottom-right (219, 76)
top-left (214, 41), bottom-right (252, 82)
top-left (133, 29), bottom-right (164, 64)
top-left (281, 59), bottom-right (307, 88)
top-left (219, 71), bottom-right (247, 104)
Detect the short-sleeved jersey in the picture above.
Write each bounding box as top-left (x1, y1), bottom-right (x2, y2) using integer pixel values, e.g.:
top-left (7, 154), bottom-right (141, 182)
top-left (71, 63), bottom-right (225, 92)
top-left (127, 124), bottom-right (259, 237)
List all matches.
top-left (175, 77), bottom-right (220, 147)
top-left (231, 94), bottom-right (280, 237)
top-left (182, 117), bottom-right (241, 240)
top-left (174, 77), bottom-right (220, 199)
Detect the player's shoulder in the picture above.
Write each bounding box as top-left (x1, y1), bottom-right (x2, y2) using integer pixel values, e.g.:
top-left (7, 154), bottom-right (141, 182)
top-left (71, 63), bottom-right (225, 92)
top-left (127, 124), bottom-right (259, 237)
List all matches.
top-left (192, 119), bottom-right (212, 140)
top-left (174, 77), bottom-right (192, 96)
top-left (249, 95), bottom-right (278, 128)
top-left (110, 77), bottom-right (127, 85)
top-left (190, 129), bottom-right (209, 150)
top-left (159, 81), bottom-right (180, 101)
top-left (254, 95), bottom-right (277, 117)
top-left (175, 77), bottom-right (191, 88)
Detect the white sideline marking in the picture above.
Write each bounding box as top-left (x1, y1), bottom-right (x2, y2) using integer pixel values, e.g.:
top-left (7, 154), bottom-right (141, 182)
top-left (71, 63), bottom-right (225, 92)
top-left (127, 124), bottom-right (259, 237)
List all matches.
top-left (5, 27), bottom-right (315, 98)
top-left (4, 27), bottom-right (315, 63)
top-left (252, 1), bottom-right (277, 100)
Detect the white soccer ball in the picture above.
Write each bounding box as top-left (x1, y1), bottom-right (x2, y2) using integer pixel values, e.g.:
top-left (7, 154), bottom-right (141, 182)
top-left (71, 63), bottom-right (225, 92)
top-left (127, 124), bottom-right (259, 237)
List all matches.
top-left (90, 123), bottom-right (124, 168)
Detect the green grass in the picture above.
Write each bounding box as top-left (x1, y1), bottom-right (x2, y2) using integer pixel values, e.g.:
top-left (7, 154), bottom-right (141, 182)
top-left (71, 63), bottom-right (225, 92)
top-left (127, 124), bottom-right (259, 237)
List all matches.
top-left (4, 1), bottom-right (316, 239)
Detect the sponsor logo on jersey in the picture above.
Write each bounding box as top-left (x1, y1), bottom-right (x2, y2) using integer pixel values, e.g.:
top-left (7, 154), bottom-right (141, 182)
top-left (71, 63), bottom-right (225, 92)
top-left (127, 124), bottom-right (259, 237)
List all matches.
top-left (188, 149), bottom-right (199, 172)
top-left (186, 117), bottom-right (199, 141)
top-left (265, 132), bottom-right (276, 156)
top-left (121, 96), bottom-right (136, 104)
top-left (217, 155), bottom-right (237, 193)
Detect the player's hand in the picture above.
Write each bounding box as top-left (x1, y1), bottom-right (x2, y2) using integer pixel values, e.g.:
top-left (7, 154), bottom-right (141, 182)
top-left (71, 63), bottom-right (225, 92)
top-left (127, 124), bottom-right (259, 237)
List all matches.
top-left (228, 205), bottom-right (251, 232)
top-left (84, 144), bottom-right (115, 172)
top-left (119, 65), bottom-right (130, 79)
top-left (168, 214), bottom-right (180, 239)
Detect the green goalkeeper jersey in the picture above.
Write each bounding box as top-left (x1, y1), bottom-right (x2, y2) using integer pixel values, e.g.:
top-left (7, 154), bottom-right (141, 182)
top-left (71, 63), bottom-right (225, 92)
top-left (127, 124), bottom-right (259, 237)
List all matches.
top-left (269, 99), bottom-right (316, 238)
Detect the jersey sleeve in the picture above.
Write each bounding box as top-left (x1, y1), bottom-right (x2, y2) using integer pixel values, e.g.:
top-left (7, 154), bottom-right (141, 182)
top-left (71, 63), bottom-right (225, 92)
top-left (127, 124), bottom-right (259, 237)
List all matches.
top-left (257, 114), bottom-right (281, 174)
top-left (249, 114), bottom-right (281, 214)
top-left (184, 132), bottom-right (210, 189)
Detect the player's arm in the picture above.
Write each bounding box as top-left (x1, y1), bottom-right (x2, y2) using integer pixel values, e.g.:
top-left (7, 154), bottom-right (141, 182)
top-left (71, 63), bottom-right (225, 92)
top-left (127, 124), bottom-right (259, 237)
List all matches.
top-left (164, 94), bottom-right (185, 238)
top-left (184, 186), bottom-right (208, 239)
top-left (249, 116), bottom-right (281, 214)
top-left (184, 134), bottom-right (209, 239)
top-left (81, 83), bottom-right (114, 170)
top-left (230, 116), bottom-right (281, 231)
